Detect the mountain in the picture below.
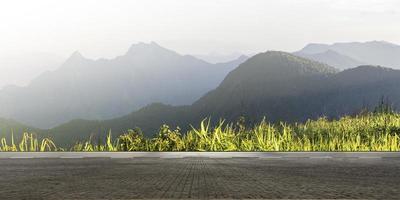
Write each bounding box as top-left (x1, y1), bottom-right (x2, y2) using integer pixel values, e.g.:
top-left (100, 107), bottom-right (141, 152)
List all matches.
top-left (193, 52), bottom-right (246, 64)
top-left (295, 41), bottom-right (400, 69)
top-left (294, 50), bottom-right (364, 70)
top-left (0, 42), bottom-right (247, 129)
top-left (190, 51), bottom-right (337, 123)
top-left (50, 51), bottom-right (337, 144)
top-left (322, 65), bottom-right (400, 115)
top-left (49, 51), bottom-right (400, 146)
top-left (0, 52), bottom-right (64, 89)
top-left (191, 54), bottom-right (400, 124)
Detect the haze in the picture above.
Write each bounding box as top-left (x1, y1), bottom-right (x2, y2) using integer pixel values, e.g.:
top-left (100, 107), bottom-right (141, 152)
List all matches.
top-left (0, 0), bottom-right (400, 88)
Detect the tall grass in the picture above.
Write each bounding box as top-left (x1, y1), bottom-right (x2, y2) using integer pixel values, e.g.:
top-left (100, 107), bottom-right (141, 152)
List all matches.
top-left (0, 133), bottom-right (58, 152)
top-left (1, 113), bottom-right (400, 152)
top-left (71, 113), bottom-right (400, 152)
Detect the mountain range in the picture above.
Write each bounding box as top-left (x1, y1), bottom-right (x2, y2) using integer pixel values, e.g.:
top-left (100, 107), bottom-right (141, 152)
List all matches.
top-left (294, 41), bottom-right (400, 70)
top-left (0, 42), bottom-right (247, 129)
top-left (1, 41), bottom-right (400, 146)
top-left (0, 52), bottom-right (64, 89)
top-left (49, 51), bottom-right (400, 145)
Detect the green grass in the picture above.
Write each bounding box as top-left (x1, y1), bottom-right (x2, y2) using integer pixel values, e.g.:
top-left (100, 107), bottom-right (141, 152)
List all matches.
top-left (0, 132), bottom-right (58, 152)
top-left (1, 112), bottom-right (400, 152)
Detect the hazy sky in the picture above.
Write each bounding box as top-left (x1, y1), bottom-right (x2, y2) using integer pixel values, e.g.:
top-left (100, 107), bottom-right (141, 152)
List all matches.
top-left (0, 0), bottom-right (400, 87)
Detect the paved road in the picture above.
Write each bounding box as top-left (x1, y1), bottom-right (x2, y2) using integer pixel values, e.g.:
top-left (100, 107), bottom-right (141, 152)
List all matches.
top-left (0, 156), bottom-right (399, 199)
top-left (1, 152), bottom-right (400, 158)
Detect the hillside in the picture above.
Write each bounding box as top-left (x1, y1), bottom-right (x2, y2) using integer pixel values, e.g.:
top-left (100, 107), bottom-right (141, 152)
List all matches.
top-left (50, 104), bottom-right (190, 146)
top-left (0, 118), bottom-right (43, 140)
top-left (191, 51), bottom-right (337, 123)
top-left (47, 51), bottom-right (400, 145)
top-left (0, 42), bottom-right (246, 128)
top-left (192, 58), bottom-right (400, 124)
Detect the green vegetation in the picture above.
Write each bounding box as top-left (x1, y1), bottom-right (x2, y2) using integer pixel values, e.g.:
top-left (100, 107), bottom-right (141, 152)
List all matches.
top-left (0, 133), bottom-right (57, 152)
top-left (1, 112), bottom-right (400, 151)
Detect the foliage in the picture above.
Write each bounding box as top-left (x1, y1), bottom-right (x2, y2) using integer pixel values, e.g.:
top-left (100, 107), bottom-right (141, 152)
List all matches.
top-left (0, 132), bottom-right (58, 152)
top-left (1, 113), bottom-right (400, 152)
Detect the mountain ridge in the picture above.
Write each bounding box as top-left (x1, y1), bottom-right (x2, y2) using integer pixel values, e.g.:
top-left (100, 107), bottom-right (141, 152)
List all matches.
top-left (295, 41), bottom-right (400, 69)
top-left (46, 51), bottom-right (400, 145)
top-left (0, 42), bottom-right (246, 128)
top-left (294, 50), bottom-right (364, 70)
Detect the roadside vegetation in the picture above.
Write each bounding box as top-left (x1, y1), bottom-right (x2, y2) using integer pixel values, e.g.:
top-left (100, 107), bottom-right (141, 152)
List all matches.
top-left (0, 132), bottom-right (57, 152)
top-left (1, 111), bottom-right (400, 152)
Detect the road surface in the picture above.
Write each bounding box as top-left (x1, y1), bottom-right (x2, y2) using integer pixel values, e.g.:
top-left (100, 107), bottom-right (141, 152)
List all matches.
top-left (0, 153), bottom-right (399, 199)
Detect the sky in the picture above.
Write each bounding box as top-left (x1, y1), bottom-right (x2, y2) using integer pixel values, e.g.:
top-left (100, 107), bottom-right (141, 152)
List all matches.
top-left (0, 0), bottom-right (400, 87)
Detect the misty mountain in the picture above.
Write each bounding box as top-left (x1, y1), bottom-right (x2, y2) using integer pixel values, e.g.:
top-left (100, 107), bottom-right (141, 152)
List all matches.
top-left (0, 42), bottom-right (247, 129)
top-left (0, 52), bottom-right (64, 89)
top-left (295, 41), bottom-right (400, 69)
top-left (294, 50), bottom-right (364, 70)
top-left (48, 51), bottom-right (400, 145)
top-left (193, 52), bottom-right (246, 64)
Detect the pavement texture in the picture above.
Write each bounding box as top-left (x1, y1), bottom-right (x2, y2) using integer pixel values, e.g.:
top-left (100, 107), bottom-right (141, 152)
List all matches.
top-left (0, 157), bottom-right (399, 199)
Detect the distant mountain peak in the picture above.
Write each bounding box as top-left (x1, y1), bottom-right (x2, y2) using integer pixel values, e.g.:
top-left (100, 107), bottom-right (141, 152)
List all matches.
top-left (126, 41), bottom-right (174, 56)
top-left (365, 40), bottom-right (394, 45)
top-left (316, 49), bottom-right (349, 57)
top-left (69, 51), bottom-right (85, 60)
top-left (301, 41), bottom-right (399, 53)
top-left (298, 43), bottom-right (330, 54)
top-left (296, 40), bottom-right (400, 69)
top-left (150, 41), bottom-right (161, 46)
top-left (294, 49), bottom-right (364, 70)
top-left (62, 51), bottom-right (88, 67)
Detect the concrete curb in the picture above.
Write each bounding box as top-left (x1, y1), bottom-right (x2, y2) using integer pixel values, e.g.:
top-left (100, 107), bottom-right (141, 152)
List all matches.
top-left (1, 152), bottom-right (400, 158)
